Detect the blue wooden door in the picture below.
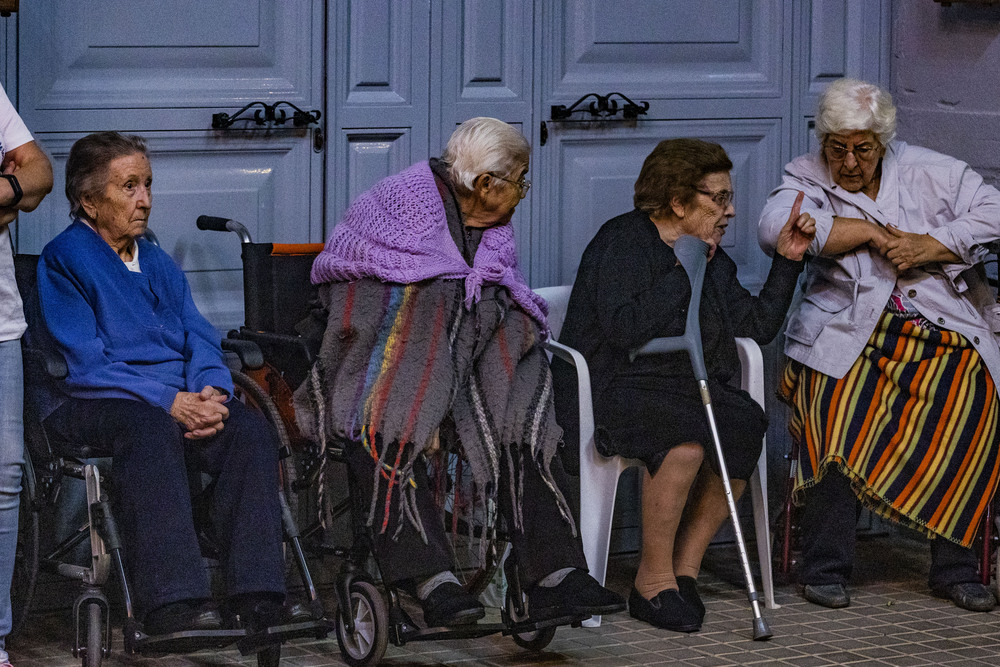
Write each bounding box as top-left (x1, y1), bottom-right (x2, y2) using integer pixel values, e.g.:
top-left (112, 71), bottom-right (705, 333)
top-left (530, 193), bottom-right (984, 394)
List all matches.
top-left (12, 0), bottom-right (325, 332)
top-left (531, 0), bottom-right (890, 289)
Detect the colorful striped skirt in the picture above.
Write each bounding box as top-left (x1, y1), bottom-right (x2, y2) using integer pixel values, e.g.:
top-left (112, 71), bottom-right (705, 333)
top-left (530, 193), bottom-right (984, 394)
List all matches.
top-left (780, 310), bottom-right (1000, 546)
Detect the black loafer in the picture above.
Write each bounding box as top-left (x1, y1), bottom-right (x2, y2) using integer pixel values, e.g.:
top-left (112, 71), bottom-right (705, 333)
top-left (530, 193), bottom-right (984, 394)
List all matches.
top-left (526, 569), bottom-right (626, 623)
top-left (421, 582), bottom-right (485, 627)
top-left (676, 576), bottom-right (705, 623)
top-left (628, 587), bottom-right (700, 632)
top-left (932, 582), bottom-right (996, 612)
top-left (144, 600), bottom-right (223, 636)
top-left (802, 583), bottom-right (850, 609)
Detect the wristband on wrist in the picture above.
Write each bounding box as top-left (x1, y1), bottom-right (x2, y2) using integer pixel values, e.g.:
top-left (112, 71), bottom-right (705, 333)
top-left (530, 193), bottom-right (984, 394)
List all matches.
top-left (0, 174), bottom-right (22, 208)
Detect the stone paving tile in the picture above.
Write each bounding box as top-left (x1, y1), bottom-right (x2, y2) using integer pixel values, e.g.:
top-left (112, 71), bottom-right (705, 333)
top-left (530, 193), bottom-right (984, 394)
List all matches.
top-left (9, 532), bottom-right (1000, 666)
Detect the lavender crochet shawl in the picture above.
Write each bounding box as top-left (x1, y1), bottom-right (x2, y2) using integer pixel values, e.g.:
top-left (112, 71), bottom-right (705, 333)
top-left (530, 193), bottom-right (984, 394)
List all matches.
top-left (310, 161), bottom-right (548, 330)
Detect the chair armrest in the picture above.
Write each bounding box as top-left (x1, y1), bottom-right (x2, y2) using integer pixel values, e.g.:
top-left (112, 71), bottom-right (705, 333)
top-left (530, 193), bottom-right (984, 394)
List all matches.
top-left (735, 337), bottom-right (766, 408)
top-left (545, 339), bottom-right (596, 457)
top-left (22, 345), bottom-right (68, 380)
top-left (221, 337), bottom-right (265, 370)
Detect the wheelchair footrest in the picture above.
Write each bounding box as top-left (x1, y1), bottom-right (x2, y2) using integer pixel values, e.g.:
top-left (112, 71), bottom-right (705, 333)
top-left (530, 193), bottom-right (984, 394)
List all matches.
top-left (134, 628), bottom-right (244, 654)
top-left (398, 622), bottom-right (506, 643)
top-left (503, 612), bottom-right (587, 636)
top-left (236, 618), bottom-right (333, 655)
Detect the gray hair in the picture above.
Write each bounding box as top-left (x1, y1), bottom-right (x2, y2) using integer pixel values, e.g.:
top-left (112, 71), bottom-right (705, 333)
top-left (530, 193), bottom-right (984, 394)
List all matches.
top-left (440, 117), bottom-right (530, 192)
top-left (66, 132), bottom-right (149, 220)
top-left (815, 78), bottom-right (897, 147)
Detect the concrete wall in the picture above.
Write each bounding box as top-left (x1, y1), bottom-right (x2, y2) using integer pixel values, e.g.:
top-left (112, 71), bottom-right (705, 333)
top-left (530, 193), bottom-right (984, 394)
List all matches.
top-left (892, 0), bottom-right (1000, 185)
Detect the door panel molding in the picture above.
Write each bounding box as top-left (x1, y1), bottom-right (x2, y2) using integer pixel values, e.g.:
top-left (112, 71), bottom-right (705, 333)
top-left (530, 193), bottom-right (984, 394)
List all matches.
top-left (21, 0), bottom-right (317, 119)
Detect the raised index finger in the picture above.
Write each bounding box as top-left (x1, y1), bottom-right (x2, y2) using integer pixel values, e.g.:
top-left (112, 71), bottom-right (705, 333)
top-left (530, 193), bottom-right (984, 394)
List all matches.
top-left (790, 190), bottom-right (805, 219)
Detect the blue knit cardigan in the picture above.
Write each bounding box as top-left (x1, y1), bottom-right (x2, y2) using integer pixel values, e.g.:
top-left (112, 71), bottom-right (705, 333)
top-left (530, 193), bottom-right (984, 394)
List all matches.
top-left (36, 220), bottom-right (233, 417)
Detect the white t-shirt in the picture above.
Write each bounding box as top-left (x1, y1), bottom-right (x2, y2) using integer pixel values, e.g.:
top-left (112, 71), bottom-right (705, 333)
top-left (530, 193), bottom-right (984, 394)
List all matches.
top-left (0, 83), bottom-right (36, 342)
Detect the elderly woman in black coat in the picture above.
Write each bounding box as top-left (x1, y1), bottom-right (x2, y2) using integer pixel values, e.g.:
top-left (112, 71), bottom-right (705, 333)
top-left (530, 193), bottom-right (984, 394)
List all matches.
top-left (555, 138), bottom-right (814, 632)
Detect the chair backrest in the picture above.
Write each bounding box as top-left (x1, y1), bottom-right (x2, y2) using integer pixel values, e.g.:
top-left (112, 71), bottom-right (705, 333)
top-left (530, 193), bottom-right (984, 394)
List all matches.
top-left (533, 285), bottom-right (573, 339)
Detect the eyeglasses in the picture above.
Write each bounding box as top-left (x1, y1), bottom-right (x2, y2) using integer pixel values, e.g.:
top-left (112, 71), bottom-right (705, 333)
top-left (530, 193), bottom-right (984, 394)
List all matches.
top-left (824, 141), bottom-right (879, 162)
top-left (489, 172), bottom-right (531, 199)
top-left (695, 188), bottom-right (734, 209)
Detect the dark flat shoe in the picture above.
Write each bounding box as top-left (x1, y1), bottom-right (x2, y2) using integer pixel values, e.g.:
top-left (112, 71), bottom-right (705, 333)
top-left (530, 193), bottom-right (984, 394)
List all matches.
top-left (802, 583), bottom-right (850, 609)
top-left (527, 569), bottom-right (626, 623)
top-left (421, 582), bottom-right (485, 627)
top-left (628, 587), bottom-right (700, 632)
top-left (932, 582), bottom-right (996, 612)
top-left (144, 600), bottom-right (223, 636)
top-left (676, 576), bottom-right (705, 623)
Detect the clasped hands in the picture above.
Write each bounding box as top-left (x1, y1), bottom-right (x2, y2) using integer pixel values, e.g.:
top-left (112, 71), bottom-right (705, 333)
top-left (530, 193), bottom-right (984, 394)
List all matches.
top-left (869, 224), bottom-right (959, 272)
top-left (170, 385), bottom-right (229, 440)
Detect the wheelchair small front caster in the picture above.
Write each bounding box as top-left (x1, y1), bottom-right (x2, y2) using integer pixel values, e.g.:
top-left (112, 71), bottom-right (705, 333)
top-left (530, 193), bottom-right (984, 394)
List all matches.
top-left (505, 592), bottom-right (556, 652)
top-left (335, 579), bottom-right (388, 666)
top-left (256, 643), bottom-right (281, 666)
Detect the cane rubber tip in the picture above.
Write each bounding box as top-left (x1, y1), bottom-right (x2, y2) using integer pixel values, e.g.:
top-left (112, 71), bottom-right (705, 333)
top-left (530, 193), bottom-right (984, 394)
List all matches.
top-left (752, 617), bottom-right (773, 641)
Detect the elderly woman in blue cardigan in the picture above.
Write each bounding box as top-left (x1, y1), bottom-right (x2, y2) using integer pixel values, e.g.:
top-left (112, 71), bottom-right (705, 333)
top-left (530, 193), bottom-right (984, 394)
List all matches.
top-left (34, 132), bottom-right (286, 636)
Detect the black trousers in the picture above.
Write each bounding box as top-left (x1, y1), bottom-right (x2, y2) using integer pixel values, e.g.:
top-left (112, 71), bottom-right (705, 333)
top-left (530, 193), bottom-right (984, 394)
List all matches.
top-left (344, 441), bottom-right (587, 590)
top-left (799, 468), bottom-right (979, 589)
top-left (44, 398), bottom-right (286, 615)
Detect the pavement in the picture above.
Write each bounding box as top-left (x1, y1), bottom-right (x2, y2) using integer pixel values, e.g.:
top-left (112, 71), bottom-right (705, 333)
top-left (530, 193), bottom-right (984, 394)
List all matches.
top-left (7, 528), bottom-right (1000, 666)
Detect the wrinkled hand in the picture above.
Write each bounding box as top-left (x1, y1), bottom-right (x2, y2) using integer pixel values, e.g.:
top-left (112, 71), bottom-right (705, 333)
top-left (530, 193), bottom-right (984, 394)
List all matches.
top-left (775, 191), bottom-right (816, 261)
top-left (882, 225), bottom-right (959, 272)
top-left (170, 385), bottom-right (229, 440)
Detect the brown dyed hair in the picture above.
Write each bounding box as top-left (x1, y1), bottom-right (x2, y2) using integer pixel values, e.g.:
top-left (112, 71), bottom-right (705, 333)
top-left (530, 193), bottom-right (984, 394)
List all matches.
top-left (633, 138), bottom-right (733, 216)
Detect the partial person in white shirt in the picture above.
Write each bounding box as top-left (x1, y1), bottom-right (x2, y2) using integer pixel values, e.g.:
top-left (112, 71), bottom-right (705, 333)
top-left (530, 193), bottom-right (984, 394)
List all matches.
top-left (0, 82), bottom-right (54, 667)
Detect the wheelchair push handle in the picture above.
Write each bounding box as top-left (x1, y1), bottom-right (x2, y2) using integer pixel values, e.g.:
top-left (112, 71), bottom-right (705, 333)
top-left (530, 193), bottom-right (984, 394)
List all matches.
top-left (196, 215), bottom-right (253, 244)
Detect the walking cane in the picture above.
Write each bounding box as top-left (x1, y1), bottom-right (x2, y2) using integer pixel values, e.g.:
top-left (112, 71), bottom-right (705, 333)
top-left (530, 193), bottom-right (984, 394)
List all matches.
top-left (630, 234), bottom-right (773, 641)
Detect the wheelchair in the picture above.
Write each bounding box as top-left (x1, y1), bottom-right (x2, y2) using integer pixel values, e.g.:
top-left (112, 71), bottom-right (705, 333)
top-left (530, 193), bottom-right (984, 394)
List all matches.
top-left (198, 215), bottom-right (590, 665)
top-left (10, 251), bottom-right (332, 666)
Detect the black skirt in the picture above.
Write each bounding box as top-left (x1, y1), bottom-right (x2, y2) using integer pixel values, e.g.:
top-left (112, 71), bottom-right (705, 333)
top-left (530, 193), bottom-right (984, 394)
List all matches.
top-left (594, 377), bottom-right (766, 479)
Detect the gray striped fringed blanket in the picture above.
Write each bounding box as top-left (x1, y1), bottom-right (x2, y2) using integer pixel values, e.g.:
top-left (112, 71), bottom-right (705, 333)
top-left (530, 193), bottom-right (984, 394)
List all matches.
top-left (293, 277), bottom-right (574, 544)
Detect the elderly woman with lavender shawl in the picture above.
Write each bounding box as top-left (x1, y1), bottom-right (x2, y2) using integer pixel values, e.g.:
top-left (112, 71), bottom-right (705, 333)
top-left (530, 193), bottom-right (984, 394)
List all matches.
top-left (295, 118), bottom-right (624, 628)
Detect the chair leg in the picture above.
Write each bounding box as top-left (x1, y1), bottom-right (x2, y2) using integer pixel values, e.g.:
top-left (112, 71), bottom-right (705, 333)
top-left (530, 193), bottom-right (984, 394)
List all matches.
top-left (579, 449), bottom-right (627, 628)
top-left (981, 502), bottom-right (993, 586)
top-left (780, 438), bottom-right (799, 575)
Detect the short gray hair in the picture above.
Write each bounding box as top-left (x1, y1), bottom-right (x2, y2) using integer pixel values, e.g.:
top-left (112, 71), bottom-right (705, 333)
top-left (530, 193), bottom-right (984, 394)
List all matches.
top-left (815, 78), bottom-right (897, 147)
top-left (440, 117), bottom-right (530, 192)
top-left (66, 132), bottom-right (149, 220)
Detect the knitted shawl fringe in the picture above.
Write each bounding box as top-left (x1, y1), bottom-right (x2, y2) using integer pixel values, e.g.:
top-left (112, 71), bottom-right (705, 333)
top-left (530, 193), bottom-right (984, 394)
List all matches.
top-left (294, 279), bottom-right (575, 549)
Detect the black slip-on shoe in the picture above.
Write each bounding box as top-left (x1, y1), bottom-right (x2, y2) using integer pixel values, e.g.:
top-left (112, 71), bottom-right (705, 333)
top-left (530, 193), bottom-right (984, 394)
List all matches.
top-left (932, 582), bottom-right (997, 612)
top-left (144, 600), bottom-right (223, 636)
top-left (676, 576), bottom-right (705, 623)
top-left (628, 587), bottom-right (701, 633)
top-left (421, 582), bottom-right (485, 628)
top-left (802, 583), bottom-right (850, 609)
top-left (526, 569), bottom-right (626, 623)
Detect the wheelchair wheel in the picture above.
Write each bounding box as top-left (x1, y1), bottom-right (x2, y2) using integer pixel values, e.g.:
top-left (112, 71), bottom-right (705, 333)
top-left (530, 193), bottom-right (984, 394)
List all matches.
top-left (335, 580), bottom-right (388, 667)
top-left (230, 369), bottom-right (297, 506)
top-left (426, 449), bottom-right (504, 596)
top-left (505, 590), bottom-right (555, 652)
top-left (83, 601), bottom-right (103, 667)
top-left (10, 460), bottom-right (39, 638)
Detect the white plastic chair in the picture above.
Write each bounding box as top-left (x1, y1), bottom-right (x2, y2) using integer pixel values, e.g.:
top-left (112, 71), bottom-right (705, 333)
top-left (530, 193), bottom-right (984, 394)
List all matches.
top-left (535, 285), bottom-right (778, 627)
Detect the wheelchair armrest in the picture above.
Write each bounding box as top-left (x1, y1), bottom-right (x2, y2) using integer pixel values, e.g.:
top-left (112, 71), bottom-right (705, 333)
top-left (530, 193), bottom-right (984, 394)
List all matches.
top-left (221, 337), bottom-right (265, 370)
top-left (234, 329), bottom-right (319, 365)
top-left (22, 345), bottom-right (68, 380)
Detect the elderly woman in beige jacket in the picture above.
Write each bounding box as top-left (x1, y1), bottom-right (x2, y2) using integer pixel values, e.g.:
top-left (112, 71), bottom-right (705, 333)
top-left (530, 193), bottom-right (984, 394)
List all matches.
top-left (759, 78), bottom-right (1000, 613)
